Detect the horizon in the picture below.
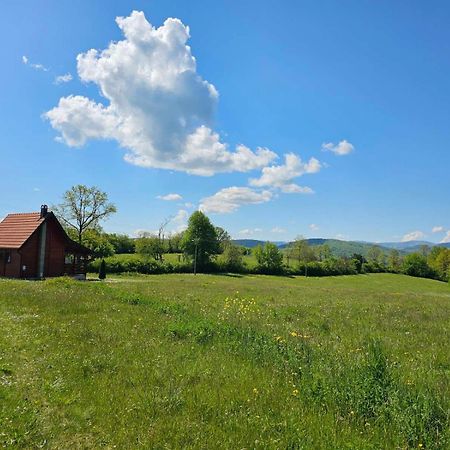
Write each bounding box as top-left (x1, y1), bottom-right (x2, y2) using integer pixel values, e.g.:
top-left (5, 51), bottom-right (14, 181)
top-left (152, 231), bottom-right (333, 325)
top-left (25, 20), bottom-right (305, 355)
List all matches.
top-left (1, 1), bottom-right (449, 244)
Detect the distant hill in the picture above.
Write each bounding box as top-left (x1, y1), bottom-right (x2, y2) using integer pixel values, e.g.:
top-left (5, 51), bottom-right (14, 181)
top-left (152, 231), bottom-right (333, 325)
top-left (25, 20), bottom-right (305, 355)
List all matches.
top-left (232, 238), bottom-right (389, 258)
top-left (232, 239), bottom-right (284, 248)
top-left (232, 238), bottom-right (449, 257)
top-left (378, 240), bottom-right (435, 250)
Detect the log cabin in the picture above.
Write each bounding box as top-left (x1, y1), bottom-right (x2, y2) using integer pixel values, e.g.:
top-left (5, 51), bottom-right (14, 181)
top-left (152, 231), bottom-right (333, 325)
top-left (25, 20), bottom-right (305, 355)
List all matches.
top-left (0, 205), bottom-right (91, 279)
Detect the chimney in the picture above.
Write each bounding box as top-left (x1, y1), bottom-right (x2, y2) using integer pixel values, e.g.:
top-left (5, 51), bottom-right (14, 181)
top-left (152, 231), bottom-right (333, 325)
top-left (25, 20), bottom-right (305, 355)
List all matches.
top-left (40, 205), bottom-right (48, 219)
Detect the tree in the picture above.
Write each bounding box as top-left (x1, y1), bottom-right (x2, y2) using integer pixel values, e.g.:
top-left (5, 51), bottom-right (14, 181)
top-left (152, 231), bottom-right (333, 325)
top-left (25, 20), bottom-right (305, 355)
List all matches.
top-left (135, 235), bottom-right (166, 261)
top-left (254, 242), bottom-right (284, 274)
top-left (388, 249), bottom-right (402, 273)
top-left (402, 253), bottom-right (432, 278)
top-left (107, 233), bottom-right (135, 254)
top-left (54, 185), bottom-right (116, 244)
top-left (287, 237), bottom-right (316, 275)
top-left (221, 243), bottom-right (244, 272)
top-left (316, 244), bottom-right (332, 262)
top-left (351, 253), bottom-right (366, 273)
top-left (66, 227), bottom-right (114, 258)
top-left (215, 226), bottom-right (231, 252)
top-left (428, 247), bottom-right (450, 281)
top-left (367, 245), bottom-right (386, 267)
top-left (181, 211), bottom-right (220, 272)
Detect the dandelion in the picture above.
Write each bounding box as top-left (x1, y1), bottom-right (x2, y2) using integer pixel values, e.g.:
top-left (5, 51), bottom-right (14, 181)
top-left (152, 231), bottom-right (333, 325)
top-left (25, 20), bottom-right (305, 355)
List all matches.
top-left (290, 331), bottom-right (298, 337)
top-left (253, 388), bottom-right (258, 395)
top-left (292, 389), bottom-right (299, 397)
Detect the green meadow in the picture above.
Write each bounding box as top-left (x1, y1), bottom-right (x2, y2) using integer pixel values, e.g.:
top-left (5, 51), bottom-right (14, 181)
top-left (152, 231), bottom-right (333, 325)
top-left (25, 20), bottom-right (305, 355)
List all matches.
top-left (1, 273), bottom-right (449, 449)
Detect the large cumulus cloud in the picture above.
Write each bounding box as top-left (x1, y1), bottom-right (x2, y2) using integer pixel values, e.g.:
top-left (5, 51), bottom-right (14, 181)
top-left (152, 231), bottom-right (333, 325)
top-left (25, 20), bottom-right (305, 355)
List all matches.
top-left (45, 11), bottom-right (277, 176)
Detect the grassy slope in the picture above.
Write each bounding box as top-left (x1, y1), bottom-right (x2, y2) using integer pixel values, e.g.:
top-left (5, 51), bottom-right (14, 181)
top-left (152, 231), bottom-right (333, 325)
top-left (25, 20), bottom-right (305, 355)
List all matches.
top-left (0, 274), bottom-right (449, 449)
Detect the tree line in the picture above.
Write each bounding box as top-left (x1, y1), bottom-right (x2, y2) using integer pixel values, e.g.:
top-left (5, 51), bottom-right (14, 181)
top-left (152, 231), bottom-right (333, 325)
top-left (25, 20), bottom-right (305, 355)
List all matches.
top-left (55, 185), bottom-right (450, 282)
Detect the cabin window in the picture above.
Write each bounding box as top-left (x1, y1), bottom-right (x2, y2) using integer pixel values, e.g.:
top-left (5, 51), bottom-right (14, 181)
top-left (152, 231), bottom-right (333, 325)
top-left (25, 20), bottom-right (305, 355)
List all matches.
top-left (65, 254), bottom-right (74, 264)
top-left (0, 251), bottom-right (11, 264)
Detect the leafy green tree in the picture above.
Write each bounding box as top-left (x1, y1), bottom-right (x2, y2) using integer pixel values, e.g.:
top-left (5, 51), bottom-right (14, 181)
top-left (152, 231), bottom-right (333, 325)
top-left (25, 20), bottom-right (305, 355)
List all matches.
top-left (288, 237), bottom-right (316, 266)
top-left (136, 235), bottom-right (166, 261)
top-left (67, 228), bottom-right (114, 258)
top-left (316, 244), bottom-right (332, 261)
top-left (388, 249), bottom-right (402, 273)
top-left (428, 247), bottom-right (450, 280)
top-left (181, 211), bottom-right (220, 271)
top-left (254, 242), bottom-right (284, 274)
top-left (367, 245), bottom-right (386, 268)
top-left (107, 233), bottom-right (135, 254)
top-left (54, 185), bottom-right (116, 244)
top-left (221, 243), bottom-right (244, 272)
top-left (167, 232), bottom-right (184, 254)
top-left (351, 253), bottom-right (365, 273)
top-left (215, 226), bottom-right (231, 252)
top-left (402, 253), bottom-right (432, 278)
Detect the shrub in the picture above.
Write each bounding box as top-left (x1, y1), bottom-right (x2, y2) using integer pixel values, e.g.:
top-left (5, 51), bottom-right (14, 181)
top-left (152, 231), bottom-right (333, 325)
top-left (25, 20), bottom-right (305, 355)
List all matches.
top-left (402, 253), bottom-right (434, 279)
top-left (254, 243), bottom-right (284, 274)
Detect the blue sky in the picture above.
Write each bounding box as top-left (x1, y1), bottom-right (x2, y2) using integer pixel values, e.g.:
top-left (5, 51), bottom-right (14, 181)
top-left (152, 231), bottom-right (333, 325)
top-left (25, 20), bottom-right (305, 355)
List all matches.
top-left (1, 0), bottom-right (449, 243)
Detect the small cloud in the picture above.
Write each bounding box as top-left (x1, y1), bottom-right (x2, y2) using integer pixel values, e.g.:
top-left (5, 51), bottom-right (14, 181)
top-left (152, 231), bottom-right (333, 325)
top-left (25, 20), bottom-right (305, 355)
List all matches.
top-left (171, 209), bottom-right (189, 232)
top-left (322, 140), bottom-right (354, 156)
top-left (401, 230), bottom-right (425, 242)
top-left (183, 202), bottom-right (194, 208)
top-left (271, 227), bottom-right (286, 234)
top-left (200, 187), bottom-right (272, 214)
top-left (249, 153), bottom-right (321, 193)
top-left (33, 187), bottom-right (40, 192)
top-left (432, 226), bottom-right (444, 233)
top-left (54, 73), bottom-right (73, 84)
top-left (157, 193), bottom-right (183, 201)
top-left (237, 228), bottom-right (263, 237)
top-left (309, 223), bottom-right (319, 232)
top-left (22, 55), bottom-right (49, 71)
top-left (440, 231), bottom-right (450, 244)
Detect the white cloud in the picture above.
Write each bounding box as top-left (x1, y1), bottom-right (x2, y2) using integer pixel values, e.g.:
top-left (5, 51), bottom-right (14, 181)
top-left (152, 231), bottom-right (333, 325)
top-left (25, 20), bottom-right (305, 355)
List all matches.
top-left (322, 140), bottom-right (354, 156)
top-left (157, 193), bottom-right (182, 201)
top-left (170, 209), bottom-right (189, 232)
top-left (401, 230), bottom-right (426, 242)
top-left (440, 231), bottom-right (450, 244)
top-left (309, 223), bottom-right (319, 232)
top-left (22, 55), bottom-right (48, 71)
top-left (54, 73), bottom-right (73, 84)
top-left (184, 202), bottom-right (194, 209)
top-left (237, 228), bottom-right (263, 237)
top-left (199, 187), bottom-right (272, 214)
top-left (33, 187), bottom-right (40, 192)
top-left (249, 153), bottom-right (320, 193)
top-left (432, 226), bottom-right (444, 233)
top-left (271, 226), bottom-right (286, 233)
top-left (44, 11), bottom-right (277, 176)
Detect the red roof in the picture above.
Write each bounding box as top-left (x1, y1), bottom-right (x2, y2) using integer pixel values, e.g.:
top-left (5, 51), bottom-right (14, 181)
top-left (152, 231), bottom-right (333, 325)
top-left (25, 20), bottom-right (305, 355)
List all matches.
top-left (0, 213), bottom-right (44, 249)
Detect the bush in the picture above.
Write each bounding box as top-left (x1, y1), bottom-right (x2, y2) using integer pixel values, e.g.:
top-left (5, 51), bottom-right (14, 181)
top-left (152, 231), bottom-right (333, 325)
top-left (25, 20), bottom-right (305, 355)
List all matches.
top-left (89, 254), bottom-right (191, 275)
top-left (254, 243), bottom-right (284, 274)
top-left (402, 253), bottom-right (434, 279)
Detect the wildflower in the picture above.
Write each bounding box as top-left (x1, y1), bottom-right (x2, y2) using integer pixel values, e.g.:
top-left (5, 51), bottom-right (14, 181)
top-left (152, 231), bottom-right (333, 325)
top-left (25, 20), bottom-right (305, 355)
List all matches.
top-left (292, 389), bottom-right (299, 396)
top-left (253, 388), bottom-right (258, 395)
top-left (290, 331), bottom-right (298, 337)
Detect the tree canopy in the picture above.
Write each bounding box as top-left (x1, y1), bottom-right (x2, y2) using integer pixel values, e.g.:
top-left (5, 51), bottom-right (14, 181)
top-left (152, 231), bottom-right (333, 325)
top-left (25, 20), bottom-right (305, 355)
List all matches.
top-left (54, 185), bottom-right (116, 243)
top-left (181, 211), bottom-right (220, 270)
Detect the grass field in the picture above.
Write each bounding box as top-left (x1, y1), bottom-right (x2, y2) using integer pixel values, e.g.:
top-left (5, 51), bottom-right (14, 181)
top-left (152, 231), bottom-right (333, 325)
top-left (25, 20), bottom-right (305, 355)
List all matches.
top-left (1, 274), bottom-right (449, 449)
